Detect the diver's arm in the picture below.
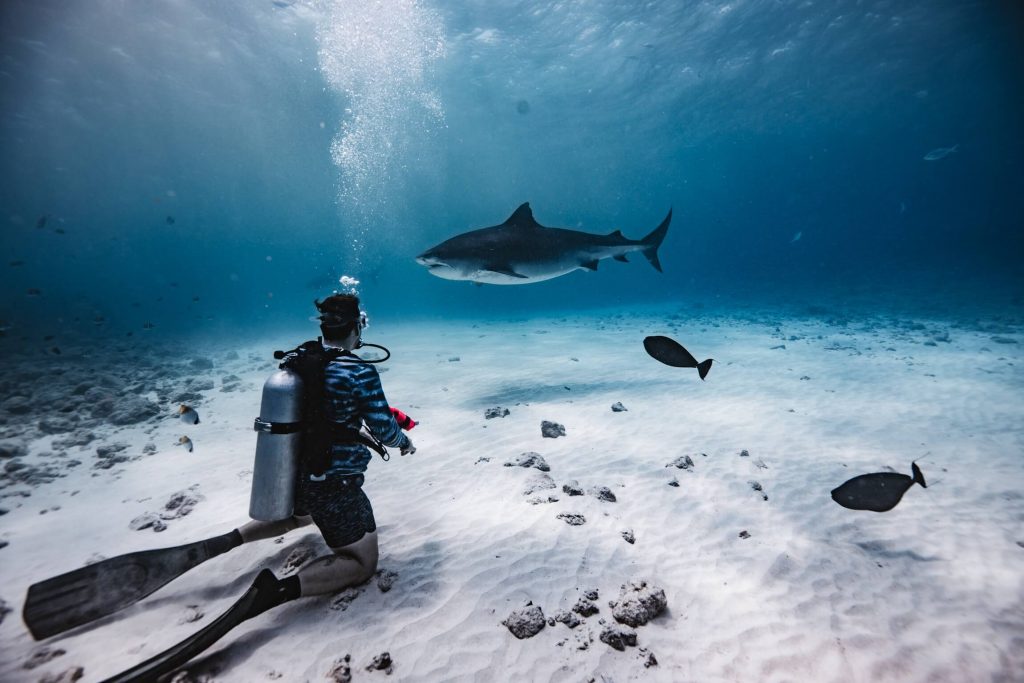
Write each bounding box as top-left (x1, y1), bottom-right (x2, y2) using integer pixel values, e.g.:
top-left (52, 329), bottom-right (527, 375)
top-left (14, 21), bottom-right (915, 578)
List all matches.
top-left (355, 368), bottom-right (411, 450)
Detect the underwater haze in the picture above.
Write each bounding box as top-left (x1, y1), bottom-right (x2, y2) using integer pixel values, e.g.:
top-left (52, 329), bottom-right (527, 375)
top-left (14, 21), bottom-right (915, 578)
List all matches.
top-left (3, 3), bottom-right (1024, 681)
top-left (1, 0), bottom-right (1023, 337)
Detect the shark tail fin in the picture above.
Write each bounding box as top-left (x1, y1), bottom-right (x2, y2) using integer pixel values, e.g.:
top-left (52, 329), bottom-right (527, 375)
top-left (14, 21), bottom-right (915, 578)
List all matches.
top-left (640, 208), bottom-right (672, 273)
top-left (697, 358), bottom-right (713, 381)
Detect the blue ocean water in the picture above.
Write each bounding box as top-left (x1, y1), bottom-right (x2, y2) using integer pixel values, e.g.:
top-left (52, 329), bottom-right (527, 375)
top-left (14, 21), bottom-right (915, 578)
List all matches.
top-left (0, 0), bottom-right (1022, 340)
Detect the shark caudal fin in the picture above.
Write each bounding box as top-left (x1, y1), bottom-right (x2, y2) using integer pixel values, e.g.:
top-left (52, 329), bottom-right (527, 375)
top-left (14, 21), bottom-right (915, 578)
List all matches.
top-left (641, 208), bottom-right (672, 273)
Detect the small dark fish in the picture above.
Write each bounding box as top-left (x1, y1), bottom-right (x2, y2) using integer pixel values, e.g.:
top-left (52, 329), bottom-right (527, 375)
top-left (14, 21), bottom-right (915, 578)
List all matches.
top-left (830, 462), bottom-right (927, 512)
top-left (142, 322), bottom-right (155, 329)
top-left (9, 260), bottom-right (25, 266)
top-left (643, 335), bottom-right (713, 380)
top-left (178, 404), bottom-right (200, 425)
top-left (192, 296), bottom-right (200, 302)
top-left (516, 99), bottom-right (530, 115)
top-left (50, 346), bottom-right (61, 355)
top-left (26, 288), bottom-right (42, 297)
top-left (43, 335), bottom-right (55, 340)
top-left (55, 228), bottom-right (65, 234)
top-left (166, 215), bottom-right (175, 225)
top-left (36, 215), bottom-right (48, 229)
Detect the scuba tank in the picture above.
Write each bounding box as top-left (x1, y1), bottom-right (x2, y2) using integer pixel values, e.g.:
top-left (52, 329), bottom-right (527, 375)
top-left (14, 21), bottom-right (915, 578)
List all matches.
top-left (249, 368), bottom-right (304, 521)
top-left (248, 338), bottom-right (400, 522)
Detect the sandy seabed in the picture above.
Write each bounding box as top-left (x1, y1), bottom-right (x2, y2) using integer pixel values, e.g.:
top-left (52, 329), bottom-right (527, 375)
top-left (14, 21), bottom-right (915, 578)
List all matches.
top-left (1, 303), bottom-right (1022, 683)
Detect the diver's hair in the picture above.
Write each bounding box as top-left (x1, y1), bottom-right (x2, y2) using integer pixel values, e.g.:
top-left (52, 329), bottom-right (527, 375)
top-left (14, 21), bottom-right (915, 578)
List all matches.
top-left (314, 293), bottom-right (361, 341)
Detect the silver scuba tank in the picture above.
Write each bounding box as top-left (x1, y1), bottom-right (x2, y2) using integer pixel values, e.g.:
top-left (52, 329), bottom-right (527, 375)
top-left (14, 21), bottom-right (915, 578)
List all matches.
top-left (249, 368), bottom-right (304, 521)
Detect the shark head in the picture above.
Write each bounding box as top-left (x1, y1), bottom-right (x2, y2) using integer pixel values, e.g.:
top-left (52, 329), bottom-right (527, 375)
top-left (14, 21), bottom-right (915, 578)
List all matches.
top-left (415, 248), bottom-right (469, 281)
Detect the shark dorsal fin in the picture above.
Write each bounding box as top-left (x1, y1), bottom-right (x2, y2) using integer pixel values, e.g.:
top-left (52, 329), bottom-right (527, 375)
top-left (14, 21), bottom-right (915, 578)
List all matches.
top-left (607, 229), bottom-right (624, 239)
top-left (503, 203), bottom-right (541, 228)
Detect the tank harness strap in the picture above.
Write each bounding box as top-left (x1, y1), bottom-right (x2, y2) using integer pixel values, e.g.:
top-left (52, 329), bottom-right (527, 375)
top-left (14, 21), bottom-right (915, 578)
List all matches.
top-left (252, 419), bottom-right (389, 461)
top-left (253, 418), bottom-right (300, 435)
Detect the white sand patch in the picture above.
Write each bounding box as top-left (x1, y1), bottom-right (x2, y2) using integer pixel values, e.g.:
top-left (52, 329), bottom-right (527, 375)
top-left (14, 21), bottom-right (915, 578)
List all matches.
top-left (1, 308), bottom-right (1022, 682)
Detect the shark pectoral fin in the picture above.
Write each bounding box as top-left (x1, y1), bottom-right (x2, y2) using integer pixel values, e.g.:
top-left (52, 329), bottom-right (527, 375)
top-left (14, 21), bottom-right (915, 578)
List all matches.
top-left (613, 254), bottom-right (629, 262)
top-left (484, 264), bottom-right (528, 279)
top-left (580, 259), bottom-right (599, 271)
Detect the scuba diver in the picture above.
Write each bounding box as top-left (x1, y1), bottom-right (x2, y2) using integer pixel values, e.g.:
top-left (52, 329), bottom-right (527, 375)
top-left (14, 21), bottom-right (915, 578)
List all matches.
top-left (241, 292), bottom-right (416, 597)
top-left (22, 293), bottom-right (417, 682)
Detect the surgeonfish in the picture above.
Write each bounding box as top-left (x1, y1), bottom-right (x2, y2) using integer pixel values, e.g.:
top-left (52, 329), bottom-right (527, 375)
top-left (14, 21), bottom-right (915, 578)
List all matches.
top-left (643, 335), bottom-right (714, 380)
top-left (923, 145), bottom-right (958, 161)
top-left (177, 436), bottom-right (194, 453)
top-left (178, 405), bottom-right (200, 425)
top-left (830, 461), bottom-right (927, 512)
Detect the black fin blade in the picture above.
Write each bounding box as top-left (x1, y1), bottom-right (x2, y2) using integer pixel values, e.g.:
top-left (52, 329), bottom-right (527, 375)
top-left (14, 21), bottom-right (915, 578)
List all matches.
top-left (100, 569), bottom-right (287, 683)
top-left (581, 259), bottom-right (599, 271)
top-left (23, 536), bottom-right (228, 640)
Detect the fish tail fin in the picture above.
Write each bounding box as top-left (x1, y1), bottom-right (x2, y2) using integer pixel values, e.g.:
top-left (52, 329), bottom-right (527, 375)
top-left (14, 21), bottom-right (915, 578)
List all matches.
top-left (697, 358), bottom-right (713, 380)
top-left (640, 208), bottom-right (672, 273)
top-left (911, 461), bottom-right (927, 488)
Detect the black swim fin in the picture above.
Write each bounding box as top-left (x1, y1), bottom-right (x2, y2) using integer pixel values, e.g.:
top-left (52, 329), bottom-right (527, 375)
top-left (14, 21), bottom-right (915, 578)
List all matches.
top-left (99, 568), bottom-right (294, 683)
top-left (23, 530), bottom-right (242, 640)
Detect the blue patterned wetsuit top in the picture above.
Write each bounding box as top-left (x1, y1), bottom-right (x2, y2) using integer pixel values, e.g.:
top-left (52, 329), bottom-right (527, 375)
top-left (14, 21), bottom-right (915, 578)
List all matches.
top-left (323, 352), bottom-right (410, 475)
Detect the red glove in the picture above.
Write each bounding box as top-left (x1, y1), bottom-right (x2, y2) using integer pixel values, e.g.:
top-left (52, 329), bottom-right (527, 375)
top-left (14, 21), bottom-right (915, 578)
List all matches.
top-left (390, 407), bottom-right (417, 430)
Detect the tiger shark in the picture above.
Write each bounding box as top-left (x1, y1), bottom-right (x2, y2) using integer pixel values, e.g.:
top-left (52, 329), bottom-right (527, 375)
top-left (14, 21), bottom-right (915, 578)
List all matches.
top-left (415, 203), bottom-right (671, 285)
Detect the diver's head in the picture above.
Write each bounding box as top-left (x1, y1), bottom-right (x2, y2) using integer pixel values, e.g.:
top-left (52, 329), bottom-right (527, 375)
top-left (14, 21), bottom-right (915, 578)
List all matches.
top-left (314, 293), bottom-right (367, 349)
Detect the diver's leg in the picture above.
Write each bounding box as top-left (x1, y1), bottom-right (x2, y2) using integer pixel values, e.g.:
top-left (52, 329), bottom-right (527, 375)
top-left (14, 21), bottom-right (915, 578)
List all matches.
top-left (237, 514), bottom-right (313, 543)
top-left (294, 531), bottom-right (379, 595)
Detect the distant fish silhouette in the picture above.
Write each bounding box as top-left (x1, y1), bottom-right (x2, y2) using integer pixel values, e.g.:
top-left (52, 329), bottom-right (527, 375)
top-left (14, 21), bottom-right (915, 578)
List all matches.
top-left (831, 461), bottom-right (927, 512)
top-left (36, 215), bottom-right (48, 229)
top-left (790, 231), bottom-right (802, 243)
top-left (166, 215), bottom-right (175, 225)
top-left (923, 145), bottom-right (957, 161)
top-left (643, 335), bottom-right (713, 380)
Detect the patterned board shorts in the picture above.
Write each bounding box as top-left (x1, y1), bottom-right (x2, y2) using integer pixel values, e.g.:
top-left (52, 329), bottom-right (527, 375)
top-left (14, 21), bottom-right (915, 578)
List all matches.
top-left (295, 473), bottom-right (376, 548)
